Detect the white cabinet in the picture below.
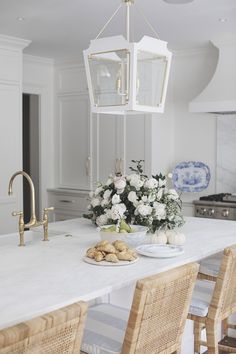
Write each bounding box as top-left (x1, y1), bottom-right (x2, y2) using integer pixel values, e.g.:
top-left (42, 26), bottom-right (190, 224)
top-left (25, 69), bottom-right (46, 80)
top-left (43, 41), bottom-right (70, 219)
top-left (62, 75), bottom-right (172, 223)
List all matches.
top-left (57, 94), bottom-right (91, 190)
top-left (0, 35), bottom-right (30, 234)
top-left (48, 189), bottom-right (89, 221)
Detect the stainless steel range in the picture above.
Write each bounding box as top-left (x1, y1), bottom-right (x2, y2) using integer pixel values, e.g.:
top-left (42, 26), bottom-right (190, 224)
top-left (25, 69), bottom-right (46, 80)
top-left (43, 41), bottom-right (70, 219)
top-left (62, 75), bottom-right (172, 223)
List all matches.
top-left (193, 193), bottom-right (236, 220)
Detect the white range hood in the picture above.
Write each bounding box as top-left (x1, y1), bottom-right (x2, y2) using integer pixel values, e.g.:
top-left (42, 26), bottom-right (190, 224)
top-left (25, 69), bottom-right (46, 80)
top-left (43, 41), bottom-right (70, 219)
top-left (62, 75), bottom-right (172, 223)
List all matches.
top-left (189, 38), bottom-right (236, 115)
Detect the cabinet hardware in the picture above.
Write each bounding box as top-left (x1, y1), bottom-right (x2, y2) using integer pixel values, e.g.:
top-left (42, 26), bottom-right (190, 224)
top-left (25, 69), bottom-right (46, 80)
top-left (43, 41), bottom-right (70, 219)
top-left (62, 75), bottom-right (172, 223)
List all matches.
top-left (59, 200), bottom-right (75, 204)
top-left (86, 157), bottom-right (91, 177)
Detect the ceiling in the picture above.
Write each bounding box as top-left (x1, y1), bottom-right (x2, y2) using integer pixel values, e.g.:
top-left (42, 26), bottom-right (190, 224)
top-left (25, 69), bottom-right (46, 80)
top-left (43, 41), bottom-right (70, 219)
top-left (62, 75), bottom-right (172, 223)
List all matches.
top-left (0, 0), bottom-right (235, 59)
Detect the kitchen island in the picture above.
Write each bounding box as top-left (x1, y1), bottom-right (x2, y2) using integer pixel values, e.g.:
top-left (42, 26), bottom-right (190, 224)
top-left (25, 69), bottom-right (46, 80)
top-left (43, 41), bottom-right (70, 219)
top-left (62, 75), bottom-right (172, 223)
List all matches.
top-left (1, 216), bottom-right (236, 351)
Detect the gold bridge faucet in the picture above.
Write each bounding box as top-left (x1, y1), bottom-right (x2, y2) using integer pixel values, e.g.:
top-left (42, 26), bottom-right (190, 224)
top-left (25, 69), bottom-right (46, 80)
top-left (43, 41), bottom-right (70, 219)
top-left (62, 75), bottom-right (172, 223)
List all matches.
top-left (8, 171), bottom-right (54, 246)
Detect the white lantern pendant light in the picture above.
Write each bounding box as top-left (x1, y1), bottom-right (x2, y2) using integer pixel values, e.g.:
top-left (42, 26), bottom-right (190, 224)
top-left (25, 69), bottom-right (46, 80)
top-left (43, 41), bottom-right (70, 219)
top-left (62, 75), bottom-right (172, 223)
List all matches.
top-left (83, 0), bottom-right (172, 115)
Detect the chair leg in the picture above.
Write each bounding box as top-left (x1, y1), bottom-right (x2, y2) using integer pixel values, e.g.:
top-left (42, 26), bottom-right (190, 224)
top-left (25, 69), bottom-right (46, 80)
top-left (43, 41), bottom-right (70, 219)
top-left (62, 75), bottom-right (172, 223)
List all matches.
top-left (194, 321), bottom-right (204, 354)
top-left (222, 318), bottom-right (228, 337)
top-left (206, 319), bottom-right (219, 354)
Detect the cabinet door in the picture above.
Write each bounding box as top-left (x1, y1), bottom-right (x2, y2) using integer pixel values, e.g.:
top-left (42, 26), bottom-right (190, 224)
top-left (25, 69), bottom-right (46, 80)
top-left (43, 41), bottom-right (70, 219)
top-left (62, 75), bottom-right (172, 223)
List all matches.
top-left (58, 94), bottom-right (91, 190)
top-left (123, 115), bottom-right (151, 175)
top-left (93, 114), bottom-right (119, 184)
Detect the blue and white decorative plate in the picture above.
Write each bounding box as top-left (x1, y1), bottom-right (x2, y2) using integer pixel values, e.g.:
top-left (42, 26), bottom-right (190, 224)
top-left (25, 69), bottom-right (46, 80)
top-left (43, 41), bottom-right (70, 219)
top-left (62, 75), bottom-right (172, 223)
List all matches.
top-left (172, 161), bottom-right (210, 193)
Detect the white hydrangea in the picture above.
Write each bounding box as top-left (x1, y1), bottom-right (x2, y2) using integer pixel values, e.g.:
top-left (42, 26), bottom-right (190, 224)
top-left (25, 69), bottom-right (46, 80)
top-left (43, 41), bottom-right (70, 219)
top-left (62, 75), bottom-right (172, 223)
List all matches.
top-left (153, 202), bottom-right (166, 220)
top-left (144, 178), bottom-right (158, 189)
top-left (142, 196), bottom-right (148, 202)
top-left (114, 177), bottom-right (126, 190)
top-left (91, 198), bottom-right (100, 207)
top-left (96, 214), bottom-right (108, 226)
top-left (101, 199), bottom-right (109, 207)
top-left (94, 186), bottom-right (103, 196)
top-left (168, 189), bottom-right (179, 200)
top-left (112, 194), bottom-right (120, 204)
top-left (136, 204), bottom-right (152, 216)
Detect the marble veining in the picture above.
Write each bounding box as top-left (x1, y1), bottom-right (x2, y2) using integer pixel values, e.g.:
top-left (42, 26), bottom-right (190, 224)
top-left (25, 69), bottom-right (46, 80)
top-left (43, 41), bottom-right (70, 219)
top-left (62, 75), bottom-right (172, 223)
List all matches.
top-left (217, 116), bottom-right (236, 193)
top-left (1, 217), bottom-right (236, 330)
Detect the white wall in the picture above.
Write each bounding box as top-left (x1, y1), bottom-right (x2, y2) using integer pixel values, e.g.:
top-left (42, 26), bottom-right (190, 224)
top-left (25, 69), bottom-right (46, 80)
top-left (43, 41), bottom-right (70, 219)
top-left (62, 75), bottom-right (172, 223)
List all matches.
top-left (23, 54), bottom-right (54, 216)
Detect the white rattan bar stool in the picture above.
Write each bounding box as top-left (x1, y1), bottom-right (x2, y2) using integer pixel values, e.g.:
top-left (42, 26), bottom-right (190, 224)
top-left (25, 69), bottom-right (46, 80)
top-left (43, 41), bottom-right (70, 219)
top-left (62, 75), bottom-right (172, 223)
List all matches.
top-left (0, 301), bottom-right (88, 354)
top-left (81, 263), bottom-right (199, 354)
top-left (188, 245), bottom-right (236, 354)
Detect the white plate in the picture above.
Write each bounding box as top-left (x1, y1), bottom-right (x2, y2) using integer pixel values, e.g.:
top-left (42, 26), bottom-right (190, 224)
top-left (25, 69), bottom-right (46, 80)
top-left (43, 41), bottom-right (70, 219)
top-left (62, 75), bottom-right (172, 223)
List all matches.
top-left (83, 256), bottom-right (139, 266)
top-left (136, 244), bottom-right (184, 258)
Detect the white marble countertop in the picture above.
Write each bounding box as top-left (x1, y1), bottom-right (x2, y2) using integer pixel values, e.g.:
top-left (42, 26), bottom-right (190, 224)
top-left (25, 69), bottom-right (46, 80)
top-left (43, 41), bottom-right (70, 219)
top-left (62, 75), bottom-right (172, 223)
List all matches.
top-left (1, 216), bottom-right (236, 330)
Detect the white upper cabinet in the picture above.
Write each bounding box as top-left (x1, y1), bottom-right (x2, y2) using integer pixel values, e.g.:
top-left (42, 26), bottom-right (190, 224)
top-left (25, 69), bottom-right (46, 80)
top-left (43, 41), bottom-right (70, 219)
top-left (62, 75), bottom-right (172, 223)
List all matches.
top-left (0, 35), bottom-right (30, 234)
top-left (54, 62), bottom-right (150, 192)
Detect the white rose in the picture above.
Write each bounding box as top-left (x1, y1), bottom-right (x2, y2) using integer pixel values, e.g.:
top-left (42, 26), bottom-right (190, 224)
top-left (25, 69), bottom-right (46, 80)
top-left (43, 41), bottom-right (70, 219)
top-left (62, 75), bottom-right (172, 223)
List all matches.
top-left (153, 202), bottom-right (166, 220)
top-left (96, 214), bottom-right (108, 226)
top-left (136, 204), bottom-right (152, 216)
top-left (158, 179), bottom-right (166, 187)
top-left (91, 198), bottom-right (100, 207)
top-left (142, 196), bottom-right (148, 202)
top-left (144, 178), bottom-right (158, 189)
top-left (130, 175), bottom-right (144, 190)
top-left (112, 194), bottom-right (120, 204)
top-left (168, 189), bottom-right (179, 200)
top-left (128, 191), bottom-right (138, 203)
top-left (117, 188), bottom-right (124, 195)
top-left (94, 186), bottom-right (103, 196)
top-left (114, 177), bottom-right (126, 190)
top-left (109, 203), bottom-right (126, 220)
top-left (103, 189), bottom-right (112, 199)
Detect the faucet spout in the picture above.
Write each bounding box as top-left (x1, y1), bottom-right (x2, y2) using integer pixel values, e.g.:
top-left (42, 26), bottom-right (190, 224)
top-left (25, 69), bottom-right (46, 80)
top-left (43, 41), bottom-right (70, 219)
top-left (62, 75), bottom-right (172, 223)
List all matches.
top-left (8, 171), bottom-right (36, 223)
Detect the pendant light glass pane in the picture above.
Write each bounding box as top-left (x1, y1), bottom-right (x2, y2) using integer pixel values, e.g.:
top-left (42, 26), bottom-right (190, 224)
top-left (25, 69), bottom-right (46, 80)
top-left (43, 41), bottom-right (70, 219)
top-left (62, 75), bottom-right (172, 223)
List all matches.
top-left (88, 49), bottom-right (130, 106)
top-left (136, 51), bottom-right (167, 107)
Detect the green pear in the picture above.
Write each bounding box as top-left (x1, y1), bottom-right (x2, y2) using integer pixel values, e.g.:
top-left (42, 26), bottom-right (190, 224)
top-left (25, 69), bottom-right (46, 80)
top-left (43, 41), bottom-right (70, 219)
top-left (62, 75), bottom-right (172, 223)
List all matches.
top-left (120, 229), bottom-right (128, 233)
top-left (120, 220), bottom-right (132, 233)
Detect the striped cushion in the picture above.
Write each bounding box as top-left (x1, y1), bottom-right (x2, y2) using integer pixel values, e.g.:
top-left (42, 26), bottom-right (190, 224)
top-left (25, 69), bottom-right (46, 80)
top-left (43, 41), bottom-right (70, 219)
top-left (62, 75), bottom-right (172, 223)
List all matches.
top-left (81, 303), bottom-right (130, 354)
top-left (199, 252), bottom-right (222, 277)
top-left (189, 279), bottom-right (215, 317)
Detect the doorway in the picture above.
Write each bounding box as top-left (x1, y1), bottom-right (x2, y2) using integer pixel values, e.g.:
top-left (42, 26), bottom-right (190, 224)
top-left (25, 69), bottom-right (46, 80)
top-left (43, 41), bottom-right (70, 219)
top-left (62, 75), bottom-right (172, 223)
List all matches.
top-left (22, 93), bottom-right (40, 223)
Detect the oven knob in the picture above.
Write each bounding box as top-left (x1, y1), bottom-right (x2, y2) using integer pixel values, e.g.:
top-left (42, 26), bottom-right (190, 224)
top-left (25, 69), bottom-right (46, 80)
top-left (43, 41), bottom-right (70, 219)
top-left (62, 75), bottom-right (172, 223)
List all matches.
top-left (200, 208), bottom-right (207, 215)
top-left (208, 208), bottom-right (215, 216)
top-left (222, 209), bottom-right (229, 217)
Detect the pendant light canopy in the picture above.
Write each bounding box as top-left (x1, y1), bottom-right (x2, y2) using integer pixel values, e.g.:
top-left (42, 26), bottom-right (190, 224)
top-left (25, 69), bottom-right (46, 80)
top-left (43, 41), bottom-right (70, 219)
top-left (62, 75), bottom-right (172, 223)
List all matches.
top-left (83, 0), bottom-right (172, 115)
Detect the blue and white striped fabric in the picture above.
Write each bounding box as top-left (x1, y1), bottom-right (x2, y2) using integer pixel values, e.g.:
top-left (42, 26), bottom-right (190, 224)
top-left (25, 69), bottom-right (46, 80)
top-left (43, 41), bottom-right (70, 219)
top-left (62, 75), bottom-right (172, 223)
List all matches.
top-left (189, 279), bottom-right (215, 317)
top-left (199, 252), bottom-right (222, 277)
top-left (81, 303), bottom-right (130, 354)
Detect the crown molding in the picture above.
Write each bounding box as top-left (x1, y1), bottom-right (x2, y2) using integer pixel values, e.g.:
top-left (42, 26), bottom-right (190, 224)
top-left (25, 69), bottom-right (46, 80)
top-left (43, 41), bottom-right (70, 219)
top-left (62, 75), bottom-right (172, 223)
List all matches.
top-left (0, 34), bottom-right (31, 51)
top-left (23, 54), bottom-right (54, 66)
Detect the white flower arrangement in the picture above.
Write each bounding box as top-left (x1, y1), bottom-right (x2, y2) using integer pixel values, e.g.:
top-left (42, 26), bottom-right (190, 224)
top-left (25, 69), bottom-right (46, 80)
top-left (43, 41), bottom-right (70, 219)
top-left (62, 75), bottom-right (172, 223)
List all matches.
top-left (84, 160), bottom-right (185, 233)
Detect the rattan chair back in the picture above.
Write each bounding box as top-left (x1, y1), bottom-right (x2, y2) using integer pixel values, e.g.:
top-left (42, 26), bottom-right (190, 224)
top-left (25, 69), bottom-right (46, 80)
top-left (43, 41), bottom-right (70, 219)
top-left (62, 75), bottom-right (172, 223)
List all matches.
top-left (208, 244), bottom-right (236, 321)
top-left (121, 263), bottom-right (199, 354)
top-left (0, 301), bottom-right (88, 354)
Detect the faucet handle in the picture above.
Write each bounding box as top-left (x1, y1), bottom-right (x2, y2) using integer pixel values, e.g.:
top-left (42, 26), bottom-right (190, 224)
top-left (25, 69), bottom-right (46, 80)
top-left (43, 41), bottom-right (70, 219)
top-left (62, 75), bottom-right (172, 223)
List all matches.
top-left (12, 211), bottom-right (23, 217)
top-left (44, 207), bottom-right (54, 213)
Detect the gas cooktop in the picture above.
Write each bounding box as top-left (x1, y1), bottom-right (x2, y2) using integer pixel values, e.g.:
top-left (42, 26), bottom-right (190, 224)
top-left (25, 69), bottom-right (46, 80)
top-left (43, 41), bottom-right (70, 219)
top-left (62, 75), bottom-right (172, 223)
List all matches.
top-left (199, 193), bottom-right (232, 202)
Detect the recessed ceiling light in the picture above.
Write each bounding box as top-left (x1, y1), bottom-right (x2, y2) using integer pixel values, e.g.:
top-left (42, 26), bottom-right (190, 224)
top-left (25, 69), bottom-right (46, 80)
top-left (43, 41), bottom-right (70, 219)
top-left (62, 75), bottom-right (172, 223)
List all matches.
top-left (16, 16), bottom-right (25, 22)
top-left (218, 18), bottom-right (228, 23)
top-left (163, 0), bottom-right (194, 3)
